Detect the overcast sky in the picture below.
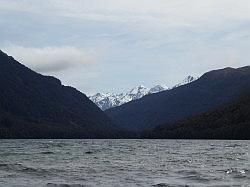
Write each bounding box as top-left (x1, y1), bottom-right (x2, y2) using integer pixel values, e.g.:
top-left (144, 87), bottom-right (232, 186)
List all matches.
top-left (1, 0), bottom-right (250, 95)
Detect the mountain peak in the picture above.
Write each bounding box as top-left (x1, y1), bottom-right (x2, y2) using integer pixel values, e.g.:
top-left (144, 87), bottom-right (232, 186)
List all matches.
top-left (89, 76), bottom-right (198, 111)
top-left (186, 75), bottom-right (195, 80)
top-left (199, 66), bottom-right (250, 83)
top-left (0, 49), bottom-right (6, 54)
top-left (149, 85), bottom-right (169, 94)
top-left (173, 75), bottom-right (199, 88)
top-left (200, 67), bottom-right (241, 81)
top-left (89, 84), bottom-right (169, 110)
top-left (0, 50), bottom-right (11, 61)
top-left (129, 85), bottom-right (148, 95)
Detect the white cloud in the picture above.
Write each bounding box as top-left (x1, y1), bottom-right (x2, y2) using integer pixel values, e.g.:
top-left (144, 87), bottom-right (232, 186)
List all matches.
top-left (2, 44), bottom-right (97, 73)
top-left (1, 0), bottom-right (250, 93)
top-left (1, 0), bottom-right (250, 24)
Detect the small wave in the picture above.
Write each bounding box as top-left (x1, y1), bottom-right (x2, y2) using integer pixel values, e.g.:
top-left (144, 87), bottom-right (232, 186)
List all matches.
top-left (225, 144), bottom-right (242, 148)
top-left (46, 183), bottom-right (87, 187)
top-left (40, 142), bottom-right (68, 148)
top-left (179, 175), bottom-right (211, 182)
top-left (39, 151), bottom-right (54, 155)
top-left (204, 147), bottom-right (216, 151)
top-left (153, 183), bottom-right (188, 187)
top-left (176, 170), bottom-right (200, 176)
top-left (225, 168), bottom-right (248, 175)
top-left (0, 163), bottom-right (23, 171)
top-left (84, 149), bottom-right (100, 154)
top-left (0, 152), bottom-right (29, 156)
top-left (85, 151), bottom-right (94, 154)
top-left (0, 163), bottom-right (57, 177)
top-left (0, 163), bottom-right (11, 167)
top-left (177, 169), bottom-right (222, 182)
top-left (224, 168), bottom-right (248, 179)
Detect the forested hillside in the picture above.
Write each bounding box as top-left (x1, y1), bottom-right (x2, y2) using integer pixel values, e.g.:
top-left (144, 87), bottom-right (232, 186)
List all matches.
top-left (0, 50), bottom-right (120, 138)
top-left (144, 93), bottom-right (250, 139)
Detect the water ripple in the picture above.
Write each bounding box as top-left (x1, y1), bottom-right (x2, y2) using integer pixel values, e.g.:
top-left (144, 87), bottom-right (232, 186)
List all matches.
top-left (0, 139), bottom-right (249, 187)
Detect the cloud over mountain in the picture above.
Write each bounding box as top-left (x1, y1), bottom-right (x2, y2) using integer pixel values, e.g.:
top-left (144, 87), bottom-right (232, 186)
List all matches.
top-left (1, 0), bottom-right (250, 94)
top-left (2, 44), bottom-right (96, 73)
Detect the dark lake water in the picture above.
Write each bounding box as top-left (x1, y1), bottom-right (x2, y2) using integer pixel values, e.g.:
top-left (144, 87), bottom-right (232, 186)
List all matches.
top-left (0, 139), bottom-right (249, 187)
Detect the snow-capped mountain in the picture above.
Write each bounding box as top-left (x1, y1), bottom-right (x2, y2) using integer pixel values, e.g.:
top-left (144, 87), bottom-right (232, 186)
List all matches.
top-left (127, 85), bottom-right (149, 100)
top-left (173, 75), bottom-right (198, 88)
top-left (89, 92), bottom-right (124, 111)
top-left (149, 85), bottom-right (169, 94)
top-left (89, 76), bottom-right (198, 110)
top-left (89, 85), bottom-right (165, 111)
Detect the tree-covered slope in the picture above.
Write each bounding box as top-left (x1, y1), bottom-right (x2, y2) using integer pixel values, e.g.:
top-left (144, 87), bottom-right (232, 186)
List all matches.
top-left (144, 93), bottom-right (250, 139)
top-left (0, 50), bottom-right (120, 138)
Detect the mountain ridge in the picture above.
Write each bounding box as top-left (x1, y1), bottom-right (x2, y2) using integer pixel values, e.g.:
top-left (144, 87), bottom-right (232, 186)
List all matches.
top-left (106, 66), bottom-right (250, 131)
top-left (0, 50), bottom-right (120, 138)
top-left (89, 76), bottom-right (198, 110)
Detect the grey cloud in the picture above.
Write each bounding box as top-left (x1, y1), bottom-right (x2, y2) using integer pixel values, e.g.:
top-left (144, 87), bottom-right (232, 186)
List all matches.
top-left (2, 44), bottom-right (97, 73)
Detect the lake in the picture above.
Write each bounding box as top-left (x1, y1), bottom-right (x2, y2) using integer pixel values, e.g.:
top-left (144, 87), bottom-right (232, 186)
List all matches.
top-left (0, 139), bottom-right (249, 187)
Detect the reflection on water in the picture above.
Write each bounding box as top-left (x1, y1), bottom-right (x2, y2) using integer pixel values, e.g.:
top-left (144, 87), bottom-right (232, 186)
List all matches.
top-left (0, 139), bottom-right (249, 187)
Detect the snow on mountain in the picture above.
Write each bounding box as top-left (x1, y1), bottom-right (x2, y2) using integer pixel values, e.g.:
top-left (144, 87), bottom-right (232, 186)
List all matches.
top-left (89, 85), bottom-right (152, 111)
top-left (149, 85), bottom-right (169, 94)
top-left (89, 76), bottom-right (198, 110)
top-left (173, 76), bottom-right (199, 88)
top-left (128, 85), bottom-right (149, 100)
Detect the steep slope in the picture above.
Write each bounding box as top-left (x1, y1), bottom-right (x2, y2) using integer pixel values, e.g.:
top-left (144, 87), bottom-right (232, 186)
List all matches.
top-left (0, 50), bottom-right (119, 138)
top-left (106, 66), bottom-right (250, 131)
top-left (145, 93), bottom-right (250, 139)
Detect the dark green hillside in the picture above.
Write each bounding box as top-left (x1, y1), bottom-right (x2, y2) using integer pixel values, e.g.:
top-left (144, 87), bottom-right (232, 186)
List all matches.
top-left (0, 50), bottom-right (120, 138)
top-left (145, 93), bottom-right (250, 139)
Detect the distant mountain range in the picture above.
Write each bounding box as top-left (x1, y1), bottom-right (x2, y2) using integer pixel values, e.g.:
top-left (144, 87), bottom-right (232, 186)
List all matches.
top-left (89, 76), bottom-right (198, 110)
top-left (106, 66), bottom-right (250, 132)
top-left (0, 50), bottom-right (120, 138)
